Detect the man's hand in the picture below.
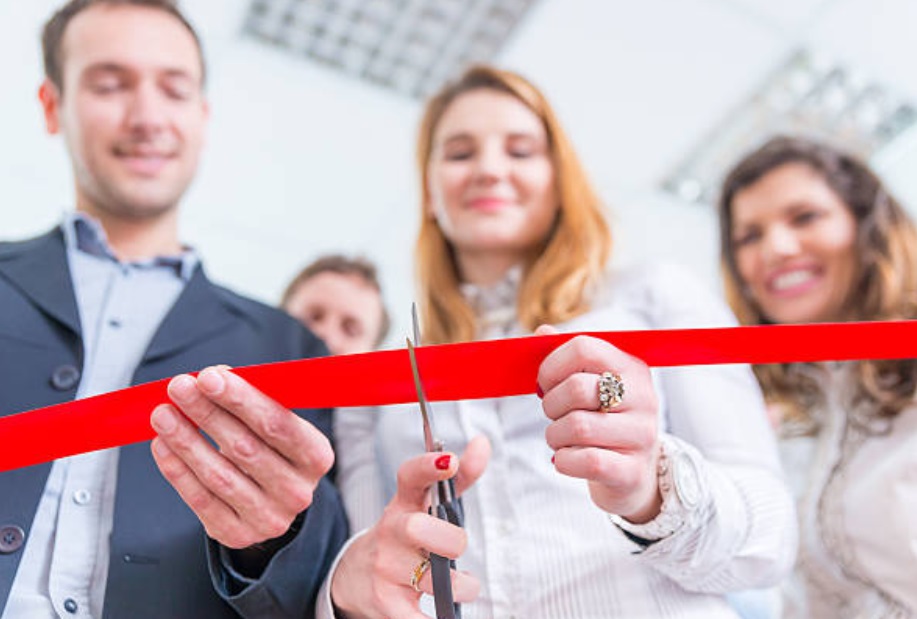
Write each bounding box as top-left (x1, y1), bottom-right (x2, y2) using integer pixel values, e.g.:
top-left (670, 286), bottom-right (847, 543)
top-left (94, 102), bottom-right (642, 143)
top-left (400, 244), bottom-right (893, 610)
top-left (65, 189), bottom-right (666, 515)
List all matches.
top-left (150, 366), bottom-right (334, 549)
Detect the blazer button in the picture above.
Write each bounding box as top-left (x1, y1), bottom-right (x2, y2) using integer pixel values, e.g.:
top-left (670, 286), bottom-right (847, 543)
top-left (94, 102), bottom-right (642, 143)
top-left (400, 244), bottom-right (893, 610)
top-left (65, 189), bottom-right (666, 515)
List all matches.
top-left (0, 525), bottom-right (25, 554)
top-left (50, 365), bottom-right (81, 391)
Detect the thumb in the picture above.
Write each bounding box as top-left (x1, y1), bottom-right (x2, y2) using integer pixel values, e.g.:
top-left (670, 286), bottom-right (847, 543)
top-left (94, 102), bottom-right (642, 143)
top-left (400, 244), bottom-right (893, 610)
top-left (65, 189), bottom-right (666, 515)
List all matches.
top-left (454, 434), bottom-right (491, 497)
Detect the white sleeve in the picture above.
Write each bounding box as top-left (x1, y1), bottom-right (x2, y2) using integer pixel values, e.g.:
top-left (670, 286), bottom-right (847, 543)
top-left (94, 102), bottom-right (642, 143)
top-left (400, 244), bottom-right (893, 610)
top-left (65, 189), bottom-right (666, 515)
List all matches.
top-left (624, 263), bottom-right (797, 591)
top-left (334, 406), bottom-right (387, 532)
top-left (315, 405), bottom-right (386, 619)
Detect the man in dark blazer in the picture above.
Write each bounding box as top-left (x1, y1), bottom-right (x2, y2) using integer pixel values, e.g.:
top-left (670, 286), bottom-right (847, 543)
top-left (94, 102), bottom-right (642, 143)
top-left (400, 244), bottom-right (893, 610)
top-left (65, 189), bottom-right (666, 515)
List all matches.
top-left (0, 1), bottom-right (348, 617)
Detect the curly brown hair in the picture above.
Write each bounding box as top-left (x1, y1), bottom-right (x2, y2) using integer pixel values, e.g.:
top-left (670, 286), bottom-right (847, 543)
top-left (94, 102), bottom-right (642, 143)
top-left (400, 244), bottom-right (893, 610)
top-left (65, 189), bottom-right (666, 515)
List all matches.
top-left (718, 135), bottom-right (917, 427)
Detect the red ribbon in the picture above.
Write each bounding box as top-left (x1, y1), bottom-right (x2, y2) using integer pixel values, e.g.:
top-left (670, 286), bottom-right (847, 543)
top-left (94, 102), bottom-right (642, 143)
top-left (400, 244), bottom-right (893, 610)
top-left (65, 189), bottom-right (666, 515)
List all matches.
top-left (1, 320), bottom-right (914, 472)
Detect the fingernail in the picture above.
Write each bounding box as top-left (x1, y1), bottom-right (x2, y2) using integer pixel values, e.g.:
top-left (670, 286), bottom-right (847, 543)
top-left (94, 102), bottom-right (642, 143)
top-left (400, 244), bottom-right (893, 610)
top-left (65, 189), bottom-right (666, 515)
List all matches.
top-left (169, 374), bottom-right (195, 401)
top-left (536, 383), bottom-right (544, 399)
top-left (151, 407), bottom-right (176, 434)
top-left (551, 454), bottom-right (555, 465)
top-left (435, 455), bottom-right (452, 470)
top-left (151, 438), bottom-right (170, 457)
top-left (198, 368), bottom-right (225, 395)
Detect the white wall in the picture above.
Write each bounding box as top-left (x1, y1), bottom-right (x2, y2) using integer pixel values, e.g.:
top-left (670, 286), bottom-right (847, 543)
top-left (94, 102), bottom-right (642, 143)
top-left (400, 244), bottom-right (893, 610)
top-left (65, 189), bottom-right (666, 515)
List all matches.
top-left (2, 0), bottom-right (916, 345)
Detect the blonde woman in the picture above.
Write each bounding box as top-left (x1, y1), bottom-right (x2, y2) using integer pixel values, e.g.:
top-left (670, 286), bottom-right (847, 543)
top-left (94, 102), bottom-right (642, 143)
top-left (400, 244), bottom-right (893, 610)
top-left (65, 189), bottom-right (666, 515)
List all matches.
top-left (321, 66), bottom-right (795, 619)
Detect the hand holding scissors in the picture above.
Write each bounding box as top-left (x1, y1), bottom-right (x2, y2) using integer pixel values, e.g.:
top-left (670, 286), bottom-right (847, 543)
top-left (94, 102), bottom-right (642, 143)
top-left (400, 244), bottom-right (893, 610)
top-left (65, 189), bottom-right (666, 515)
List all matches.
top-left (328, 308), bottom-right (489, 619)
top-left (407, 305), bottom-right (465, 619)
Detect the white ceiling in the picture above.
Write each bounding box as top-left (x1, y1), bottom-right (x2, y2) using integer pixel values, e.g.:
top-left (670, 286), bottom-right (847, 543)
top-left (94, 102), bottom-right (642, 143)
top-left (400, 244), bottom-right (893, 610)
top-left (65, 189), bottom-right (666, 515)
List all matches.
top-left (1, 0), bottom-right (915, 335)
top-left (173, 0), bottom-right (917, 207)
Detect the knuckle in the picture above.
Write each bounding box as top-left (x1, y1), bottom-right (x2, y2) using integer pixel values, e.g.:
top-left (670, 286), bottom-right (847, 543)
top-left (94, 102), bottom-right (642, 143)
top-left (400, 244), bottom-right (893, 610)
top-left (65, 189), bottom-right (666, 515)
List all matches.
top-left (455, 528), bottom-right (469, 556)
top-left (633, 421), bottom-right (657, 449)
top-left (260, 513), bottom-right (292, 540)
top-left (395, 461), bottom-right (414, 490)
top-left (402, 512), bottom-right (428, 545)
top-left (583, 450), bottom-right (608, 480)
top-left (156, 455), bottom-right (183, 481)
top-left (287, 484), bottom-right (314, 510)
top-left (202, 466), bottom-right (235, 495)
top-left (258, 408), bottom-right (288, 440)
top-left (616, 461), bottom-right (643, 494)
top-left (543, 425), bottom-right (559, 450)
top-left (229, 434), bottom-right (260, 462)
top-left (311, 440), bottom-right (335, 476)
top-left (571, 375), bottom-right (593, 405)
top-left (220, 382), bottom-right (247, 410)
top-left (568, 413), bottom-right (593, 444)
top-left (184, 487), bottom-right (213, 512)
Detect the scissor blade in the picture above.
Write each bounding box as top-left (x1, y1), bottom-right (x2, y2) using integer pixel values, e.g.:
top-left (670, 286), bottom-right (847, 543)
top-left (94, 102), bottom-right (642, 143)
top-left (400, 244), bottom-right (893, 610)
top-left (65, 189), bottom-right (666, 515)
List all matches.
top-left (412, 302), bottom-right (422, 346)
top-left (406, 338), bottom-right (437, 453)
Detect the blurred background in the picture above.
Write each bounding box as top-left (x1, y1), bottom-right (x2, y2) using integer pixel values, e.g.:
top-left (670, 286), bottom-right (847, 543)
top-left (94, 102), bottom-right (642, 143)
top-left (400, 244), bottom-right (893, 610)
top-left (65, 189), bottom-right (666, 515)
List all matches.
top-left (2, 0), bottom-right (915, 345)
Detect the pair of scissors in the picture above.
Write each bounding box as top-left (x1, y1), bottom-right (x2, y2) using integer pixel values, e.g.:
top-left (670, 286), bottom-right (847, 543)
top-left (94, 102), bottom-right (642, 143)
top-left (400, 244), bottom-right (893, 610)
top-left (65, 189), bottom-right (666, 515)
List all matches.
top-left (406, 304), bottom-right (464, 619)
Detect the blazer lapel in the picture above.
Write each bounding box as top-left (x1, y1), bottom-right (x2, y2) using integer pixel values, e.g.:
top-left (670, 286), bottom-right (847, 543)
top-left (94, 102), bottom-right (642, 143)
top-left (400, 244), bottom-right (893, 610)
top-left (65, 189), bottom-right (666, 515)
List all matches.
top-left (0, 228), bottom-right (82, 337)
top-left (140, 265), bottom-right (240, 364)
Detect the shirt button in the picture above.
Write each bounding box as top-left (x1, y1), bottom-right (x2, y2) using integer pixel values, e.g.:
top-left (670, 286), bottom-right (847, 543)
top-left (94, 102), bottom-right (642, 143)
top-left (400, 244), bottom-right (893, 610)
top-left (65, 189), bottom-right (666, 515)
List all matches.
top-left (50, 364), bottom-right (81, 391)
top-left (73, 489), bottom-right (92, 505)
top-left (0, 525), bottom-right (25, 554)
top-left (63, 598), bottom-right (78, 613)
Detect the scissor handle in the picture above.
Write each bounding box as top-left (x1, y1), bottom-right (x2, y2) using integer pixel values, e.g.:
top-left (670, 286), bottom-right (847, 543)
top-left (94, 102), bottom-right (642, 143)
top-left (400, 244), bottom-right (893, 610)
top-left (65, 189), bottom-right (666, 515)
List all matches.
top-left (428, 479), bottom-right (464, 619)
top-left (436, 478), bottom-right (464, 526)
top-left (430, 503), bottom-right (462, 619)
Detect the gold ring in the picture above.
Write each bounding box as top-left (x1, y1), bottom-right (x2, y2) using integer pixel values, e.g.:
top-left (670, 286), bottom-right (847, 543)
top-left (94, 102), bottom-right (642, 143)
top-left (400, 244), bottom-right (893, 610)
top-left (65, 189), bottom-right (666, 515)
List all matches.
top-left (598, 371), bottom-right (624, 412)
top-left (410, 558), bottom-right (431, 593)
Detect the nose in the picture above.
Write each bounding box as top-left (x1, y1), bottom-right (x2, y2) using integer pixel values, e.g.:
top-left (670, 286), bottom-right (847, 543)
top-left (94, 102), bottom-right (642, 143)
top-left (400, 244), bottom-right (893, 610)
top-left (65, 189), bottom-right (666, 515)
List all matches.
top-left (472, 143), bottom-right (509, 184)
top-left (309, 322), bottom-right (343, 356)
top-left (125, 82), bottom-right (167, 134)
top-left (762, 225), bottom-right (801, 261)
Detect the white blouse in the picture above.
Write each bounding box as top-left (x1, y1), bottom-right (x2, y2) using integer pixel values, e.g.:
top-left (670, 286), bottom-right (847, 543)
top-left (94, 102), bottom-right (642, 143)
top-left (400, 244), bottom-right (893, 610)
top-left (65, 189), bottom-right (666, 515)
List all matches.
top-left (323, 263), bottom-right (796, 619)
top-left (783, 363), bottom-right (917, 619)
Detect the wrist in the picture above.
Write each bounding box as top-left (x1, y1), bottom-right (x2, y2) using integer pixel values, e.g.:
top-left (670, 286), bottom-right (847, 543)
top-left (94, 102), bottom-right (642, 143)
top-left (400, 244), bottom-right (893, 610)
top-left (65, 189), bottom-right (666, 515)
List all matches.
top-left (608, 436), bottom-right (703, 545)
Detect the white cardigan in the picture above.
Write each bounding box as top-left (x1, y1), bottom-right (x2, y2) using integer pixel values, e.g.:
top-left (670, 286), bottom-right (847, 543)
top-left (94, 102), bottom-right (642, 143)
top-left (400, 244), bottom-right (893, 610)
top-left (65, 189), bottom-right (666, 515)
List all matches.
top-left (783, 363), bottom-right (917, 619)
top-left (321, 263), bottom-right (796, 619)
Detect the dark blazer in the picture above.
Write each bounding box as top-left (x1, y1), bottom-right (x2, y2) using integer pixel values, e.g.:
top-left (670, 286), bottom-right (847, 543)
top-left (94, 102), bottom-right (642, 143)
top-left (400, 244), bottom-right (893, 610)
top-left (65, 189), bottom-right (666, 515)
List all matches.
top-left (0, 229), bottom-right (348, 618)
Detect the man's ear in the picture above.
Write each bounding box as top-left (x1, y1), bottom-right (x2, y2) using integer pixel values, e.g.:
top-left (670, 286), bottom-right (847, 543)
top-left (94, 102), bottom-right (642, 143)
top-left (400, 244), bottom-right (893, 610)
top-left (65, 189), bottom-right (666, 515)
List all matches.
top-left (38, 79), bottom-right (62, 135)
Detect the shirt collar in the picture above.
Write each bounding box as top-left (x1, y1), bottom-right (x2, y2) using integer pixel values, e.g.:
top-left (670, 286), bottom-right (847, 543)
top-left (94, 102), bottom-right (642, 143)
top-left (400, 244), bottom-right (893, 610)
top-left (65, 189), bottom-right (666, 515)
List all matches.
top-left (61, 211), bottom-right (199, 281)
top-left (460, 264), bottom-right (522, 332)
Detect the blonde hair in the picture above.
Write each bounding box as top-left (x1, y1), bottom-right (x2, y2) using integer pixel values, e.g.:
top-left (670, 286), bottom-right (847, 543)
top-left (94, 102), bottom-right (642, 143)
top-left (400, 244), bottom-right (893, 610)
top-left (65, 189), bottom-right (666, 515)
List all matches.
top-left (416, 65), bottom-right (612, 344)
top-left (718, 136), bottom-right (917, 425)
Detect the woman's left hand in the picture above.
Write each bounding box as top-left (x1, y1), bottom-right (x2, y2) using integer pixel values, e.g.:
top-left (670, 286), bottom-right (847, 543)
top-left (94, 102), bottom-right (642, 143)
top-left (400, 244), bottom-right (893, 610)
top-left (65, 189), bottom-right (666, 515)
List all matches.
top-left (536, 327), bottom-right (662, 523)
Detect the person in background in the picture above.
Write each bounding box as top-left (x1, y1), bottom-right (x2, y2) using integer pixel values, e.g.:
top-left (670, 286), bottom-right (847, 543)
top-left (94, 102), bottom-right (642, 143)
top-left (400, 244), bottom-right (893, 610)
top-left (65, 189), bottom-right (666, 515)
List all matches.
top-left (718, 135), bottom-right (917, 618)
top-left (319, 65), bottom-right (796, 619)
top-left (0, 1), bottom-right (347, 617)
top-left (281, 254), bottom-right (390, 355)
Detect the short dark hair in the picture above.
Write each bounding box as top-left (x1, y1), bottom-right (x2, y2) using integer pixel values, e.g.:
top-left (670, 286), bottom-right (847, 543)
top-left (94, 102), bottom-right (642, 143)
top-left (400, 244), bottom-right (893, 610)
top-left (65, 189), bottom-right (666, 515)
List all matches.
top-left (282, 254), bottom-right (391, 347)
top-left (42, 0), bottom-right (206, 92)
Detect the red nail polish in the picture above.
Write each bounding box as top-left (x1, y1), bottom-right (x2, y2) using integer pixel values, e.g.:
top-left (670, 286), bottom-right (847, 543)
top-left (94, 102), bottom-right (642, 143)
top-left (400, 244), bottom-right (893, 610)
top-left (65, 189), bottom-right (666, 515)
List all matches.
top-left (435, 455), bottom-right (451, 470)
top-left (551, 454), bottom-right (555, 465)
top-left (536, 383), bottom-right (544, 399)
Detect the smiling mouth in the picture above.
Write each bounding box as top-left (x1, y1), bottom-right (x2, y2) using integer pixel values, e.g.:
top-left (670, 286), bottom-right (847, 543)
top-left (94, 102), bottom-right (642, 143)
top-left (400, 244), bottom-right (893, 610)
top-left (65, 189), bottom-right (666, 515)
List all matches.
top-left (768, 268), bottom-right (819, 294)
top-left (115, 149), bottom-right (175, 176)
top-left (467, 197), bottom-right (512, 210)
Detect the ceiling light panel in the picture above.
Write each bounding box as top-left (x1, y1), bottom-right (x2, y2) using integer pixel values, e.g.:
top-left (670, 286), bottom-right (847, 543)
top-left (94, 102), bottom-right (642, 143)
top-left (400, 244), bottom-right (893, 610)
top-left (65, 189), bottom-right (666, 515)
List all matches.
top-left (244, 0), bottom-right (539, 99)
top-left (661, 49), bottom-right (917, 206)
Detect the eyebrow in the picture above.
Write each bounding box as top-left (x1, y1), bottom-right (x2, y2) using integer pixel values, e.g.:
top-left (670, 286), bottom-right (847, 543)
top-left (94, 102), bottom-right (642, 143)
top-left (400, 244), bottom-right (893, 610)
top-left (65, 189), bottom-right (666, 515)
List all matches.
top-left (441, 130), bottom-right (543, 144)
top-left (82, 62), bottom-right (197, 82)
